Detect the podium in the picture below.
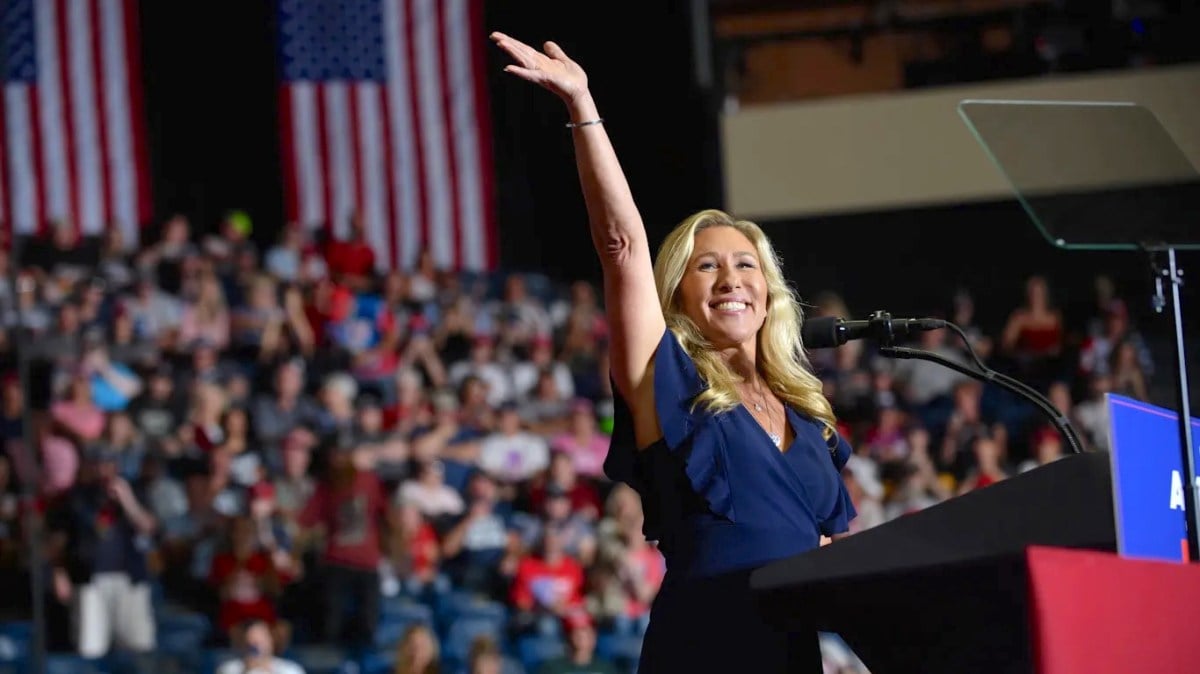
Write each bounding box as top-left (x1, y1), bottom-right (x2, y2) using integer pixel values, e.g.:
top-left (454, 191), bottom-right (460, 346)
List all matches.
top-left (750, 451), bottom-right (1200, 673)
top-left (750, 452), bottom-right (1115, 674)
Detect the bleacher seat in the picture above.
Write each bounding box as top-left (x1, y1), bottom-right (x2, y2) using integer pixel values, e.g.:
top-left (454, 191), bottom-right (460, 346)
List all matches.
top-left (596, 633), bottom-right (643, 673)
top-left (358, 649), bottom-right (395, 674)
top-left (44, 654), bottom-right (105, 674)
top-left (200, 648), bottom-right (239, 674)
top-left (515, 634), bottom-right (565, 674)
top-left (441, 615), bottom-right (507, 666)
top-left (285, 644), bottom-right (351, 674)
top-left (435, 591), bottom-right (507, 633)
top-left (380, 597), bottom-right (433, 625)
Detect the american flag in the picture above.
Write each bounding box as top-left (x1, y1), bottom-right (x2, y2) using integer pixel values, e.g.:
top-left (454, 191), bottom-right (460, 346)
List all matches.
top-left (1, 0), bottom-right (151, 243)
top-left (278, 0), bottom-right (496, 271)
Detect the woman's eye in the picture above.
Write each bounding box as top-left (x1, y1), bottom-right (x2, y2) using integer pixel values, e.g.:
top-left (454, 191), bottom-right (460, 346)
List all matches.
top-left (738, 262), bottom-right (756, 269)
top-left (698, 262), bottom-right (716, 271)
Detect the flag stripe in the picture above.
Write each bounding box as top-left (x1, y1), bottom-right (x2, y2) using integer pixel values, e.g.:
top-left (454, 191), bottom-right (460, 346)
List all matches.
top-left (120, 0), bottom-right (150, 225)
top-left (290, 84), bottom-right (322, 226)
top-left (382, 0), bottom-right (417, 269)
top-left (279, 86), bottom-right (298, 225)
top-left (378, 80), bottom-right (399, 270)
top-left (435, 0), bottom-right (463, 270)
top-left (448, 0), bottom-right (483, 269)
top-left (325, 81), bottom-right (354, 240)
top-left (468, 0), bottom-right (497, 268)
top-left (68, 0), bottom-right (103, 235)
top-left (53, 0), bottom-right (81, 236)
top-left (357, 83), bottom-right (389, 270)
top-left (412, 0), bottom-right (452, 267)
top-left (315, 83), bottom-right (333, 236)
top-left (7, 86), bottom-right (43, 235)
top-left (89, 0), bottom-right (114, 233)
top-left (100, 0), bottom-right (137, 243)
top-left (36, 0), bottom-right (68, 231)
top-left (347, 82), bottom-right (365, 234)
top-left (401, 0), bottom-right (430, 268)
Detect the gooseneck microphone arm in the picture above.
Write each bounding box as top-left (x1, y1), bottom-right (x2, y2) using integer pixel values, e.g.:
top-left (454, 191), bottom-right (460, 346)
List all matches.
top-left (803, 311), bottom-right (1086, 455)
top-left (877, 343), bottom-right (1086, 456)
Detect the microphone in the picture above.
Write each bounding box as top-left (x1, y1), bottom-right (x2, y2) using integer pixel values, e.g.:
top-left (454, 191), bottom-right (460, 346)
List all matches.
top-left (802, 311), bottom-right (946, 349)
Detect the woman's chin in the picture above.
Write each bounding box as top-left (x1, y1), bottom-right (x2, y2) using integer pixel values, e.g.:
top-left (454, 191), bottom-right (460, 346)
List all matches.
top-left (700, 325), bottom-right (759, 350)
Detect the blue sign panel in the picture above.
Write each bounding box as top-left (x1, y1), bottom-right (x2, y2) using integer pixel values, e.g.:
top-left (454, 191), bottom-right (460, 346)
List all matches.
top-left (1106, 393), bottom-right (1200, 563)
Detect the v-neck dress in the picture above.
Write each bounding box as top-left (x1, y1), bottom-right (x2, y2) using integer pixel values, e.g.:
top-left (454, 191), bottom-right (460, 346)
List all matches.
top-left (605, 329), bottom-right (856, 674)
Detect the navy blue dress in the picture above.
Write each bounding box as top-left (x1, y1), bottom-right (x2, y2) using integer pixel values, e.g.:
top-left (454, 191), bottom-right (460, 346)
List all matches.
top-left (605, 330), bottom-right (856, 673)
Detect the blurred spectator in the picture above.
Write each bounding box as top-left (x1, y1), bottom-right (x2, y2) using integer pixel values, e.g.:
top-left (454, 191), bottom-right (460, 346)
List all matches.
top-left (510, 525), bottom-right (585, 637)
top-left (528, 451), bottom-right (602, 522)
top-left (1019, 427), bottom-right (1067, 473)
top-left (393, 623), bottom-right (440, 674)
top-left (956, 436), bottom-right (1010, 495)
top-left (548, 399), bottom-right (610, 480)
top-left (216, 618), bottom-right (305, 674)
top-left (48, 445), bottom-right (157, 658)
top-left (380, 501), bottom-right (447, 600)
top-left (511, 335), bottom-right (574, 403)
top-left (179, 271), bottom-right (231, 351)
top-left (299, 437), bottom-right (388, 648)
top-left (324, 213), bottom-right (376, 290)
top-left (1074, 373), bottom-right (1113, 452)
top-left (467, 636), bottom-right (505, 674)
top-left (478, 404), bottom-right (549, 486)
top-left (208, 514), bottom-right (294, 638)
top-left (1078, 299), bottom-right (1153, 381)
top-left (520, 369), bottom-right (571, 435)
top-left (441, 472), bottom-right (511, 597)
top-left (536, 615), bottom-right (619, 674)
top-left (999, 275), bottom-right (1064, 391)
top-left (449, 335), bottom-right (512, 408)
top-left (395, 460), bottom-right (464, 521)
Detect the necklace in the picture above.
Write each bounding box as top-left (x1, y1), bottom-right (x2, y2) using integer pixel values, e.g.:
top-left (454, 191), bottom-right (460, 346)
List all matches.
top-left (744, 380), bottom-right (782, 447)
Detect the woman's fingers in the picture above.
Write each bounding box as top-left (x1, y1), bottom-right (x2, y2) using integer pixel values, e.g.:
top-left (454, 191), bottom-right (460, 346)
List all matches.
top-left (503, 64), bottom-right (544, 84)
top-left (492, 32), bottom-right (542, 66)
top-left (543, 41), bottom-right (571, 63)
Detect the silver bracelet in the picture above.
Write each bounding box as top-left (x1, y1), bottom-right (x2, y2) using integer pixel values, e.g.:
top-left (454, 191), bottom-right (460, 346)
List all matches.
top-left (565, 118), bottom-right (603, 129)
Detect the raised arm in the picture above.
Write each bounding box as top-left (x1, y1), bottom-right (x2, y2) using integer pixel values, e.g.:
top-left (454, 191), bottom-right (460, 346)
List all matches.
top-left (491, 33), bottom-right (665, 411)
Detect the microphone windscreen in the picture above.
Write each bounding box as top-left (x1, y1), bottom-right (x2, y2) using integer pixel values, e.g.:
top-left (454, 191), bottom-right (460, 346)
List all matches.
top-left (801, 316), bottom-right (842, 349)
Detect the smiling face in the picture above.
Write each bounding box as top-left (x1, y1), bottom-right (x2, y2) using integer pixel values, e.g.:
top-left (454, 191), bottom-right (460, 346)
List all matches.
top-left (675, 226), bottom-right (768, 351)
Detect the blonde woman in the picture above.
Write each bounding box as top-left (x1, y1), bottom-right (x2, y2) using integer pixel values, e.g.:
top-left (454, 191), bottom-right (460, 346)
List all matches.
top-left (392, 623), bottom-right (439, 674)
top-left (492, 33), bottom-right (855, 674)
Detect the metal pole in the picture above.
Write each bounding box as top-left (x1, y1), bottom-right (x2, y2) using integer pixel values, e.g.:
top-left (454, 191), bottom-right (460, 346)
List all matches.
top-left (1165, 248), bottom-right (1200, 562)
top-left (9, 236), bottom-right (47, 674)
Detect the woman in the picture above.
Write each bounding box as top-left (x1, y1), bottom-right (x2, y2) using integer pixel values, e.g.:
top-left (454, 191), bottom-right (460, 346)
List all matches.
top-left (491, 33), bottom-right (855, 673)
top-left (393, 623), bottom-right (439, 674)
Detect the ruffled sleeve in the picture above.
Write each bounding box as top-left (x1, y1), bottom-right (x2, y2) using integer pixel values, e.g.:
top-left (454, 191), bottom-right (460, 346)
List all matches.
top-left (819, 431), bottom-right (857, 536)
top-left (604, 329), bottom-right (736, 537)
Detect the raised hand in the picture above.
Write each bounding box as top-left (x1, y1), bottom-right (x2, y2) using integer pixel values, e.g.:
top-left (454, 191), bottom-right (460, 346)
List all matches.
top-left (490, 32), bottom-right (588, 105)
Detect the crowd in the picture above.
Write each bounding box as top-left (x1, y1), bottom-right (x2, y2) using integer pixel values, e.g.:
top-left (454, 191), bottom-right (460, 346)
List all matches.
top-left (0, 212), bottom-right (1155, 674)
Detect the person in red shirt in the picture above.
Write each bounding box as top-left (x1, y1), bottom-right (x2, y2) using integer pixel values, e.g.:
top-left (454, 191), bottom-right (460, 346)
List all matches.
top-left (298, 439), bottom-right (388, 647)
top-left (323, 213), bottom-right (376, 289)
top-left (208, 515), bottom-right (294, 639)
top-left (510, 525), bottom-right (585, 637)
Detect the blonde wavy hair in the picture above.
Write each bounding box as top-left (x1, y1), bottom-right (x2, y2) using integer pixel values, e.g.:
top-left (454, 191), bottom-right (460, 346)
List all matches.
top-left (654, 209), bottom-right (836, 436)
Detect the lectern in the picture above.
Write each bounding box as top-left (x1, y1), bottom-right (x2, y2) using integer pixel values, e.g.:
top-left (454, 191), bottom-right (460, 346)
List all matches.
top-left (751, 451), bottom-right (1115, 674)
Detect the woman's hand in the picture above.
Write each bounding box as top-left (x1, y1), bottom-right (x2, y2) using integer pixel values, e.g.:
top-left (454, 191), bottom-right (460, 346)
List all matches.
top-left (490, 32), bottom-right (588, 106)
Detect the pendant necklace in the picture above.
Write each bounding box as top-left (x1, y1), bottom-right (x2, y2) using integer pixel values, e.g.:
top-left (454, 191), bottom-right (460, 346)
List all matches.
top-left (748, 382), bottom-right (782, 447)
